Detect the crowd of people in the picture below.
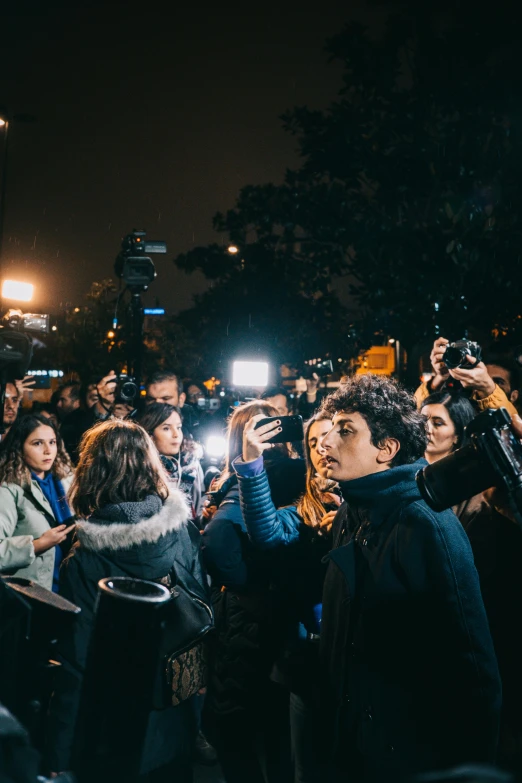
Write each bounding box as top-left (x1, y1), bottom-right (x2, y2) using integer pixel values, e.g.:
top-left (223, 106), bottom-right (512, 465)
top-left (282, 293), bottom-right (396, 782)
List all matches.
top-left (1, 339), bottom-right (522, 783)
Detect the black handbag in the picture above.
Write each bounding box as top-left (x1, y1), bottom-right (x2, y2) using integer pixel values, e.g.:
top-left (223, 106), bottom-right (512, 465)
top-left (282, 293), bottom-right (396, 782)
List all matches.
top-left (152, 563), bottom-right (214, 710)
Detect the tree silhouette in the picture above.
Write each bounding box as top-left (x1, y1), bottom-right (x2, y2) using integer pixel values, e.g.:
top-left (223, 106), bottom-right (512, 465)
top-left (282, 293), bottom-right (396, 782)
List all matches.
top-left (174, 0), bottom-right (522, 380)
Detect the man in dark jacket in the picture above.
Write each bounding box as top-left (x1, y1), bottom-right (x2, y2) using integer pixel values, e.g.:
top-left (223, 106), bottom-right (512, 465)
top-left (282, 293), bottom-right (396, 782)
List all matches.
top-left (319, 374), bottom-right (502, 782)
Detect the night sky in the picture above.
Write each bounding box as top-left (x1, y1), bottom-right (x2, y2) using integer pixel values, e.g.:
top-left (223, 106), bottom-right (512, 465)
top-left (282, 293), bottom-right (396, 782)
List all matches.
top-left (1, 0), bottom-right (382, 315)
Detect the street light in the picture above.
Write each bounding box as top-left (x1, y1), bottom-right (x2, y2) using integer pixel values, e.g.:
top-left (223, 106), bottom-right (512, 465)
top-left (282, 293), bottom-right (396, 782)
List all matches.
top-left (1, 279), bottom-right (34, 302)
top-left (227, 245), bottom-right (239, 255)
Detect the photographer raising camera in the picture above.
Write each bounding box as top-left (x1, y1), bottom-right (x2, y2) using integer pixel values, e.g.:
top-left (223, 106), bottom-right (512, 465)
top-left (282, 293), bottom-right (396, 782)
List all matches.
top-left (415, 336), bottom-right (519, 418)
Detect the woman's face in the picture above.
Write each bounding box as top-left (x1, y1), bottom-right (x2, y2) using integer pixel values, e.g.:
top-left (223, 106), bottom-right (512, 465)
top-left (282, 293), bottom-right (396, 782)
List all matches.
top-left (307, 419), bottom-right (332, 477)
top-left (152, 411), bottom-right (183, 457)
top-left (423, 403), bottom-right (457, 463)
top-left (23, 425), bottom-right (58, 478)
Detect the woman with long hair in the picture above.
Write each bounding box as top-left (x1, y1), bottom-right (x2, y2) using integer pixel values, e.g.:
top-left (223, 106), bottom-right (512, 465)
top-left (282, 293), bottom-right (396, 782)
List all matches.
top-left (201, 400), bottom-right (306, 783)
top-left (136, 402), bottom-right (204, 524)
top-left (234, 410), bottom-right (338, 783)
top-left (421, 389), bottom-right (476, 463)
top-left (0, 414), bottom-right (74, 590)
top-left (46, 419), bottom-right (206, 780)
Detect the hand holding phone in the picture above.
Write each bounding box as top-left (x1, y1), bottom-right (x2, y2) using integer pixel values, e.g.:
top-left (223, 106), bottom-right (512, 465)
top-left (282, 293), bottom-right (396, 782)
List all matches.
top-left (243, 414), bottom-right (304, 463)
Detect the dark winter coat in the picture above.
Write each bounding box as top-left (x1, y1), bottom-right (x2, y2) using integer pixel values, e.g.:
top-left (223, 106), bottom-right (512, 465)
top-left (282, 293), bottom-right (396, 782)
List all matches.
top-left (46, 490), bottom-right (204, 774)
top-left (235, 466), bottom-right (330, 695)
top-left (455, 494), bottom-right (522, 758)
top-left (201, 457), bottom-right (306, 713)
top-left (321, 460), bottom-right (502, 782)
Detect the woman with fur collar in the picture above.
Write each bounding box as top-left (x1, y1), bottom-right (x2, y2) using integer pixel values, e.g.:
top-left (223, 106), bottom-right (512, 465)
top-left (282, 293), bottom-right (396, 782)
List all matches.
top-left (0, 414), bottom-right (75, 590)
top-left (46, 419), bottom-right (206, 780)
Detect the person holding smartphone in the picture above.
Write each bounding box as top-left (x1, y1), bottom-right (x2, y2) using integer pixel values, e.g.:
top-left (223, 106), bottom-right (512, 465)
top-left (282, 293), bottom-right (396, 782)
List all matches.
top-left (0, 414), bottom-right (75, 591)
top-left (233, 411), bottom-right (338, 783)
top-left (201, 400), bottom-right (306, 783)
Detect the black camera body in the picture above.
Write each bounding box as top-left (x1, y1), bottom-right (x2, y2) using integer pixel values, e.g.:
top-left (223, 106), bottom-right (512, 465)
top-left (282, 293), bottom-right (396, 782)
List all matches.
top-left (114, 229), bottom-right (167, 291)
top-left (114, 373), bottom-right (139, 404)
top-left (442, 339), bottom-right (482, 370)
top-left (416, 408), bottom-right (522, 521)
top-left (303, 358), bottom-right (333, 380)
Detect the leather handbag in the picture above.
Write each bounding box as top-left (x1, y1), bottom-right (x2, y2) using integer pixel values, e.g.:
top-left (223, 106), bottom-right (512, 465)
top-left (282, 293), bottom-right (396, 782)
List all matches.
top-left (152, 564), bottom-right (214, 710)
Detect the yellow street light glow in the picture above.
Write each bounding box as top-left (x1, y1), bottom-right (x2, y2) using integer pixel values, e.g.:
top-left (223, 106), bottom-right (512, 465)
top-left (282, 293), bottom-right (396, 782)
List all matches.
top-left (227, 245), bottom-right (239, 254)
top-left (2, 279), bottom-right (34, 302)
top-left (0, 119), bottom-right (6, 127)
top-left (107, 330), bottom-right (115, 339)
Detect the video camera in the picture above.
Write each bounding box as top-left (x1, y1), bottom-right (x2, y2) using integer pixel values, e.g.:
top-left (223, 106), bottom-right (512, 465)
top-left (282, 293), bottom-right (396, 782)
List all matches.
top-left (416, 408), bottom-right (522, 525)
top-left (302, 358), bottom-right (333, 380)
top-left (1, 309), bottom-right (50, 434)
top-left (442, 339), bottom-right (482, 370)
top-left (114, 229), bottom-right (167, 291)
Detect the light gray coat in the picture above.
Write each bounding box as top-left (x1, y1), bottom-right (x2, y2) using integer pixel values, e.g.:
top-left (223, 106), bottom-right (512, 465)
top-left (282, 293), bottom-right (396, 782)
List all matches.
top-left (0, 474), bottom-right (73, 589)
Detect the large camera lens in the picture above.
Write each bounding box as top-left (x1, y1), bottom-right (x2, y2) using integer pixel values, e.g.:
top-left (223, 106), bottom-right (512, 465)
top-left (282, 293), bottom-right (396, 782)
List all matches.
top-left (416, 443), bottom-right (495, 511)
top-left (442, 344), bottom-right (467, 370)
top-left (120, 378), bottom-right (138, 402)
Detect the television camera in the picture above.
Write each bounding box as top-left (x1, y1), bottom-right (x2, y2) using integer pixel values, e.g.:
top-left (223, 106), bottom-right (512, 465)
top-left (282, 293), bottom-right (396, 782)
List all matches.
top-left (113, 229), bottom-right (167, 392)
top-left (0, 308), bottom-right (50, 435)
top-left (114, 229), bottom-right (166, 291)
top-left (416, 408), bottom-right (522, 527)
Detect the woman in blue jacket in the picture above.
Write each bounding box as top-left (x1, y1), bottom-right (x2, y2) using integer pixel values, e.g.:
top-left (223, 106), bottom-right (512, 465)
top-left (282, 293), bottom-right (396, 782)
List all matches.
top-left (201, 400), bottom-right (306, 783)
top-left (233, 411), bottom-right (338, 783)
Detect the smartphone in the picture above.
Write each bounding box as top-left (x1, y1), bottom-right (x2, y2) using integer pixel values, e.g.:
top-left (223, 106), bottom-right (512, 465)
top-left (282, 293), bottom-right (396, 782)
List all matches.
top-left (254, 415), bottom-right (304, 443)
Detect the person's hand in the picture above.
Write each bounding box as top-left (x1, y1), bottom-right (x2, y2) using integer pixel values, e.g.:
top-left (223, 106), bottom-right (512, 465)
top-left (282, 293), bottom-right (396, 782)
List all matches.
top-left (242, 413), bottom-right (281, 462)
top-left (318, 510), bottom-right (338, 534)
top-left (429, 337), bottom-right (450, 390)
top-left (33, 523), bottom-right (76, 555)
top-left (96, 370), bottom-right (117, 406)
top-left (306, 373), bottom-right (320, 398)
top-left (448, 357), bottom-right (495, 398)
top-left (202, 504), bottom-right (217, 522)
top-left (15, 375), bottom-right (36, 396)
top-left (320, 491), bottom-right (342, 508)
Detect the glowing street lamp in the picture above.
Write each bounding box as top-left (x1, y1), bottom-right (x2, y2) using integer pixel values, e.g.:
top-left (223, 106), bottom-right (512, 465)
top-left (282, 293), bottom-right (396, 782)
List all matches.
top-left (227, 245), bottom-right (239, 255)
top-left (1, 279), bottom-right (34, 302)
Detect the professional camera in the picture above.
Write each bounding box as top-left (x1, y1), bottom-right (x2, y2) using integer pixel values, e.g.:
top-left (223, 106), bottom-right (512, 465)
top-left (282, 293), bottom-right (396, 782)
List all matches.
top-left (442, 339), bottom-right (482, 370)
top-left (113, 373), bottom-right (139, 404)
top-left (114, 229), bottom-right (167, 291)
top-left (416, 408), bottom-right (522, 523)
top-left (0, 309), bottom-right (50, 376)
top-left (303, 358), bottom-right (333, 380)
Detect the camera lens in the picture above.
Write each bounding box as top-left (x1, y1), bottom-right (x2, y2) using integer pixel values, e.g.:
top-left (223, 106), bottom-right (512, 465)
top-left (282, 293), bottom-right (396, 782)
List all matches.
top-left (416, 443), bottom-right (495, 511)
top-left (120, 380), bottom-right (138, 401)
top-left (442, 345), bottom-right (466, 370)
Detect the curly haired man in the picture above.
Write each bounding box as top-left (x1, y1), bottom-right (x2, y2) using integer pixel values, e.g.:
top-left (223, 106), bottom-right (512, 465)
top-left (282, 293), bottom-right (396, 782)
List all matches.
top-left (318, 374), bottom-right (501, 782)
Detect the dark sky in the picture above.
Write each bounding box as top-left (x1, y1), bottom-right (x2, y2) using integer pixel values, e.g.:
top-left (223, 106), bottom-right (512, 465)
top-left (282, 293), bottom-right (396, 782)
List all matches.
top-left (1, 0), bottom-right (380, 315)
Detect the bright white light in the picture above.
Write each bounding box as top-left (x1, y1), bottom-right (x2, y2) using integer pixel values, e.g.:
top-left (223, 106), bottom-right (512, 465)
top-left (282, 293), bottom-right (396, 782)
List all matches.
top-left (227, 245), bottom-right (239, 255)
top-left (2, 279), bottom-right (34, 302)
top-left (205, 435), bottom-right (227, 459)
top-left (232, 361), bottom-right (269, 387)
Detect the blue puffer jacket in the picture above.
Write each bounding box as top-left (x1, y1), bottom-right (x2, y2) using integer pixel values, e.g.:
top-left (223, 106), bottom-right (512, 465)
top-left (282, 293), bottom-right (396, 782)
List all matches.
top-left (201, 460), bottom-right (307, 712)
top-left (235, 467), bottom-right (332, 695)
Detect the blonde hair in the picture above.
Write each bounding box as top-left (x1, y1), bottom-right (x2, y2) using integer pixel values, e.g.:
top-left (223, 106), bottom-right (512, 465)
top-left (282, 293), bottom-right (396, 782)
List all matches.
top-left (68, 419), bottom-right (170, 517)
top-left (213, 399), bottom-right (295, 491)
